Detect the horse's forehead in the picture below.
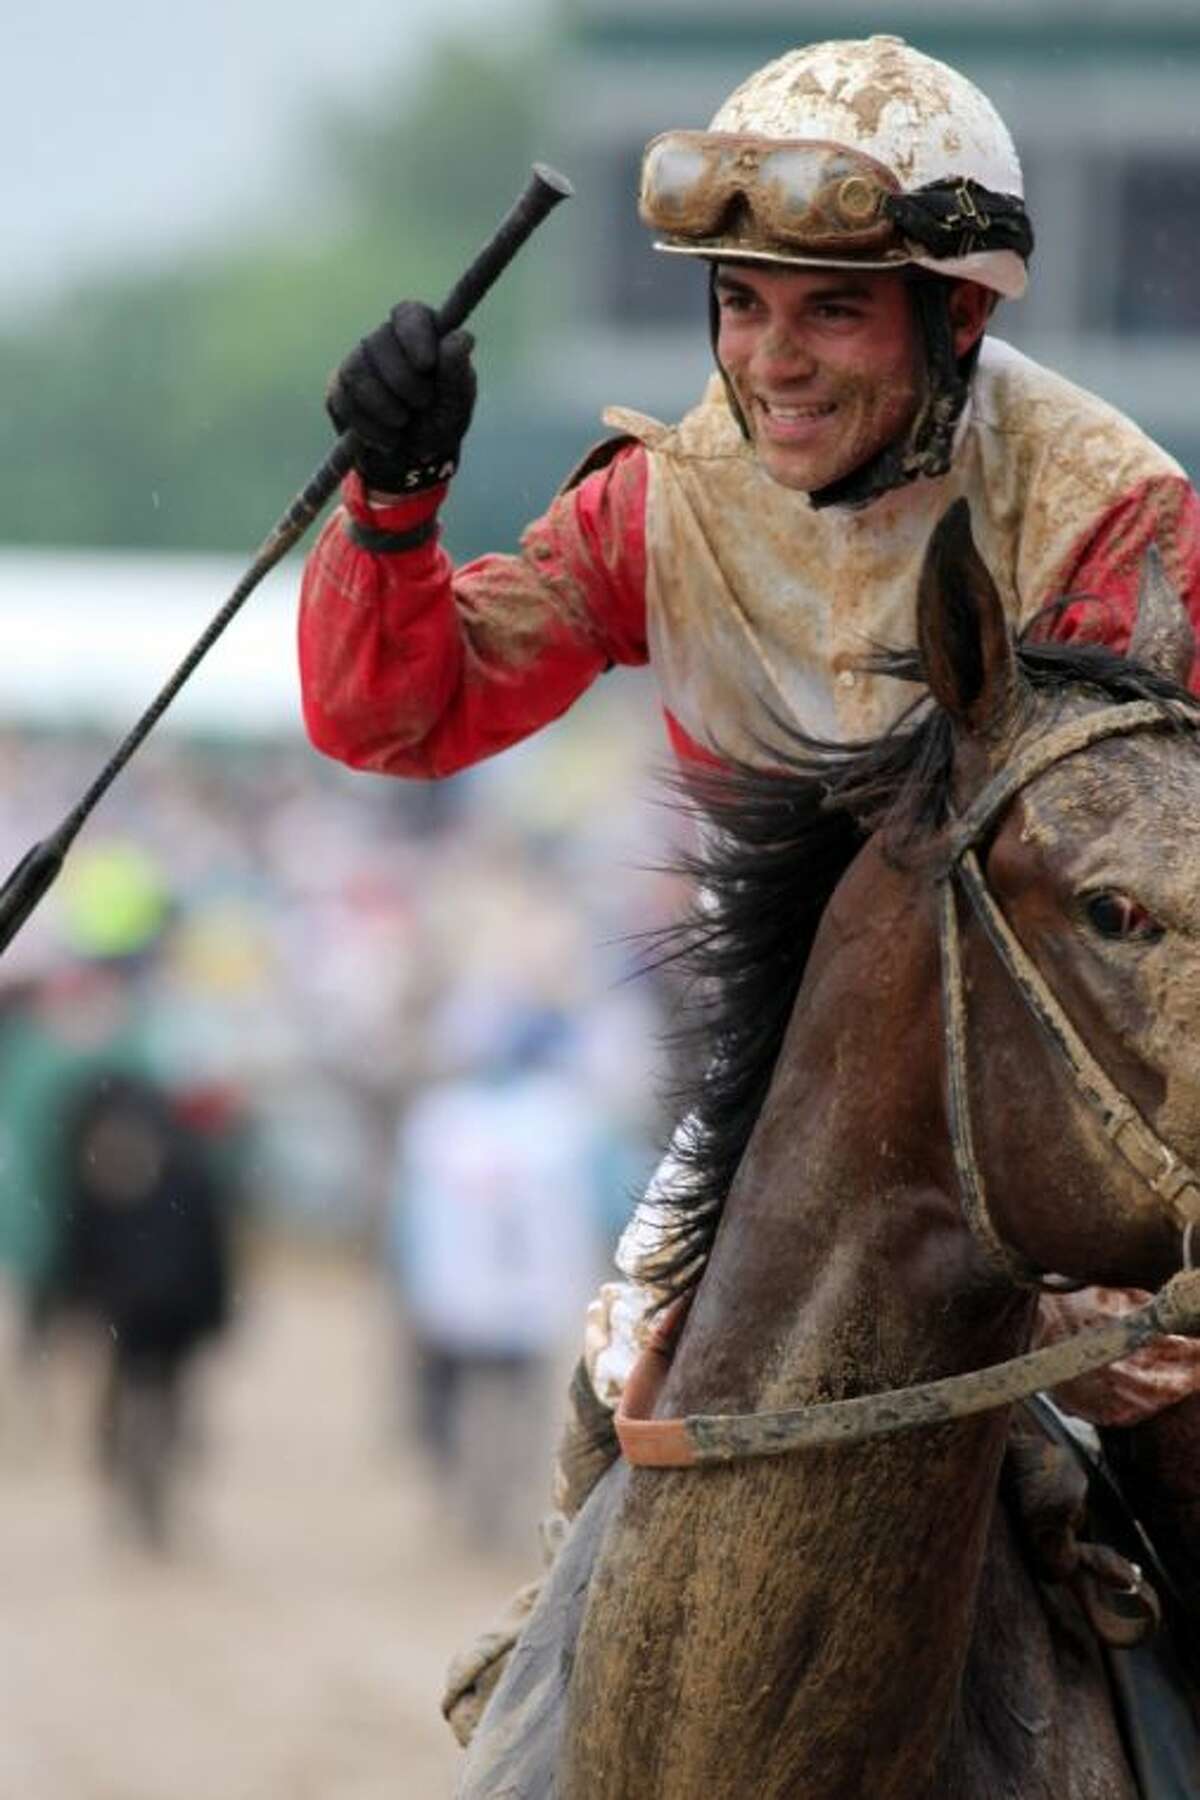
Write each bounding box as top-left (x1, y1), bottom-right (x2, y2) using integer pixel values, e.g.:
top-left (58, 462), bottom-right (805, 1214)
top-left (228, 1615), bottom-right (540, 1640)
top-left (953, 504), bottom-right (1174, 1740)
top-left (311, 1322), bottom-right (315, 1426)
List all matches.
top-left (1014, 727), bottom-right (1200, 886)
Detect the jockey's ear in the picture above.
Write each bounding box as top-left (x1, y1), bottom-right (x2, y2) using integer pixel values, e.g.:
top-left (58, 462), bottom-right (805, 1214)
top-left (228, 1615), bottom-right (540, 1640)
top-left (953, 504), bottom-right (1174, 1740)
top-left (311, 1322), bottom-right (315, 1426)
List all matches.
top-left (946, 281), bottom-right (992, 359)
top-left (918, 498), bottom-right (1026, 742)
top-left (1128, 543), bottom-right (1196, 689)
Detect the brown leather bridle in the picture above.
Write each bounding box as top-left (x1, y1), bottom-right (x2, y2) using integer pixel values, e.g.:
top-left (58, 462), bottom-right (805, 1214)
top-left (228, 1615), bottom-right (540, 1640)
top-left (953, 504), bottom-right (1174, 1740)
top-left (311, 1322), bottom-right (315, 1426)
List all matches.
top-left (617, 698), bottom-right (1200, 1469)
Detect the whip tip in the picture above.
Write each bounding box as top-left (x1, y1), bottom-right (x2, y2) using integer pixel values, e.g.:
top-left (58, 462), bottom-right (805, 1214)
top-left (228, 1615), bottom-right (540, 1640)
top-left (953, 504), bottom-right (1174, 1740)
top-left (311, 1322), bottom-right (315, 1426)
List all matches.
top-left (532, 163), bottom-right (575, 201)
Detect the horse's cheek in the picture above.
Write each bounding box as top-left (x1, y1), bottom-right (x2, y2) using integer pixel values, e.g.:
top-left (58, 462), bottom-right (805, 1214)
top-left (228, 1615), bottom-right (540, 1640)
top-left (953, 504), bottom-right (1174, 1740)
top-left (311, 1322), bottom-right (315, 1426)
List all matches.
top-left (1140, 950), bottom-right (1200, 1160)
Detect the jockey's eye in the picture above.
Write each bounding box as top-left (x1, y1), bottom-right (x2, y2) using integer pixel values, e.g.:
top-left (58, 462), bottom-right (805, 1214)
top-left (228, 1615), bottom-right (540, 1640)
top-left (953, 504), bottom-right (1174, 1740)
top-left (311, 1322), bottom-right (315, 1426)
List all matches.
top-left (1081, 890), bottom-right (1165, 944)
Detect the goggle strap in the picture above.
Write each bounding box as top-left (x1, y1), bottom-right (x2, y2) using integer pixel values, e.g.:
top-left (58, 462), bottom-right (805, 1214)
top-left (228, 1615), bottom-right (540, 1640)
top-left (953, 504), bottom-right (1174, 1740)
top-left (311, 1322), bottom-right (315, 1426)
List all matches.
top-left (885, 180), bottom-right (1035, 264)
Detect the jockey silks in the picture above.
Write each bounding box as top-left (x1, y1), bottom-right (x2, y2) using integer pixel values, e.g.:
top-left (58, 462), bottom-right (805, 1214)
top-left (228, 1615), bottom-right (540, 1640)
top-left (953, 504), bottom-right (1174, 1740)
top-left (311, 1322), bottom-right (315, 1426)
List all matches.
top-left (300, 336), bottom-right (1200, 780)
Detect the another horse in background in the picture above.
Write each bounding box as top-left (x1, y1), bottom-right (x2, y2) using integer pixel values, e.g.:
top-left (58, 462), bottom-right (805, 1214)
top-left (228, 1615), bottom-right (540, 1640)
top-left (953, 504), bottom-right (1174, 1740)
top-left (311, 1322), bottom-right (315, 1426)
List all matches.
top-left (460, 500), bottom-right (1200, 1797)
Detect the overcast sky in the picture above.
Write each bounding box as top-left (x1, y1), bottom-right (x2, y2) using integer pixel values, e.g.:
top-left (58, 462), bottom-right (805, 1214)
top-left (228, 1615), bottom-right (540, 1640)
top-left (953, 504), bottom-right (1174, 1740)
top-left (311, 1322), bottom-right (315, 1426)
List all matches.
top-left (5, 0), bottom-right (547, 316)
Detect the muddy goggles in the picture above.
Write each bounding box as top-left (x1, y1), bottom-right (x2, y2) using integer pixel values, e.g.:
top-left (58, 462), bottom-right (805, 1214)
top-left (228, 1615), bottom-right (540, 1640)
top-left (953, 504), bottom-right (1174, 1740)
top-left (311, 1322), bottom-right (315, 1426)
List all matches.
top-left (639, 132), bottom-right (1033, 268)
top-left (640, 133), bottom-right (902, 256)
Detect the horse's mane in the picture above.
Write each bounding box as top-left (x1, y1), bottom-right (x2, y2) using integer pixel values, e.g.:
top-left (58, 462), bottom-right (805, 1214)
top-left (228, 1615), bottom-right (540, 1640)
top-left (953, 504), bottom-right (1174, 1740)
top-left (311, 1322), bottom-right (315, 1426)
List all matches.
top-left (643, 633), bottom-right (1196, 1304)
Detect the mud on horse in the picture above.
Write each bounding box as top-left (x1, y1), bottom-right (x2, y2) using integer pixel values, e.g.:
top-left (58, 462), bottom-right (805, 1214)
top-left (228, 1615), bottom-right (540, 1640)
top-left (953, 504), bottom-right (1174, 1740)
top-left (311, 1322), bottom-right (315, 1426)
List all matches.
top-left (460, 499), bottom-right (1200, 1799)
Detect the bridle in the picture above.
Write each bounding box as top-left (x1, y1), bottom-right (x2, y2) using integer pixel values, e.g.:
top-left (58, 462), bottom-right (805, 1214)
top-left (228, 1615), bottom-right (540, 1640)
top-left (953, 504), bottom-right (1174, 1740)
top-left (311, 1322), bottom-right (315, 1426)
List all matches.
top-left (617, 697), bottom-right (1200, 1469)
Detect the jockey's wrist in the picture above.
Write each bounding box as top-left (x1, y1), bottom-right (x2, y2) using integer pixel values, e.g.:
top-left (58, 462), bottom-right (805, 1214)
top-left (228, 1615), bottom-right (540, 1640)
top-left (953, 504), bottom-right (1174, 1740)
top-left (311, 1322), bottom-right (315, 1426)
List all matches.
top-left (342, 468), bottom-right (447, 524)
top-left (339, 469), bottom-right (447, 555)
top-left (362, 452), bottom-right (460, 498)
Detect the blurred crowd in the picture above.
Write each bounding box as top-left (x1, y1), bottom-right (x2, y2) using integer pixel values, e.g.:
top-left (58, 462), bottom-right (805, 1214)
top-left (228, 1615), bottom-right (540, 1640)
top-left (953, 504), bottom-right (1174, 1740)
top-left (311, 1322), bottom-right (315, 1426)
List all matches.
top-left (0, 667), bottom-right (686, 1544)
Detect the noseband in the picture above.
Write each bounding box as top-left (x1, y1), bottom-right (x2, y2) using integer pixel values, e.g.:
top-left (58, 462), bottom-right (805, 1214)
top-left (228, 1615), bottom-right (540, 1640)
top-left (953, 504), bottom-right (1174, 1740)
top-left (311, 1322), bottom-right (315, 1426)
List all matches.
top-left (617, 697), bottom-right (1200, 1467)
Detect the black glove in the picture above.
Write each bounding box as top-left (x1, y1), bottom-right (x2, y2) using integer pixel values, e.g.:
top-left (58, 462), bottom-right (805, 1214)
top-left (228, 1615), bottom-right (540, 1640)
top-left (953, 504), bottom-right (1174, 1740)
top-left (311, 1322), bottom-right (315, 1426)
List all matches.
top-left (325, 300), bottom-right (477, 493)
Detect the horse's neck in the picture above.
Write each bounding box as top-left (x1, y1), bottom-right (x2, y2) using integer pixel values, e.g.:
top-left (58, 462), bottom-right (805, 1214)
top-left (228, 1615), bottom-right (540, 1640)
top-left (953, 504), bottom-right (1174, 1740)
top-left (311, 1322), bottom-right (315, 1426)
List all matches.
top-left (665, 837), bottom-right (1031, 1416)
top-left (564, 840), bottom-right (1040, 1799)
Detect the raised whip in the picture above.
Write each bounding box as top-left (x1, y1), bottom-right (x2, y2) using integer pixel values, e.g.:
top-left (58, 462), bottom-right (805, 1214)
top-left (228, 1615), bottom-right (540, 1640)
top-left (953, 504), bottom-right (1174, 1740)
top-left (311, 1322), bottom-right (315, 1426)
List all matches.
top-left (0, 163), bottom-right (574, 955)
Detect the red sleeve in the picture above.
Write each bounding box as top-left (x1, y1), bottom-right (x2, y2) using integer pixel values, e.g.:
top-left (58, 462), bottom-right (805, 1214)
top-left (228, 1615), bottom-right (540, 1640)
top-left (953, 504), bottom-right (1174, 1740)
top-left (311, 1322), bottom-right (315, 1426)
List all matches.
top-left (1043, 475), bottom-right (1200, 694)
top-left (298, 448), bottom-right (650, 778)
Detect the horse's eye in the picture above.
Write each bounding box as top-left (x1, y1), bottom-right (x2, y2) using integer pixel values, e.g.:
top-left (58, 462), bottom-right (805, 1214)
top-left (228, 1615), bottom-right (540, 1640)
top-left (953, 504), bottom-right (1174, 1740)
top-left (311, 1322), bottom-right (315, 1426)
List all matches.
top-left (1082, 890), bottom-right (1164, 943)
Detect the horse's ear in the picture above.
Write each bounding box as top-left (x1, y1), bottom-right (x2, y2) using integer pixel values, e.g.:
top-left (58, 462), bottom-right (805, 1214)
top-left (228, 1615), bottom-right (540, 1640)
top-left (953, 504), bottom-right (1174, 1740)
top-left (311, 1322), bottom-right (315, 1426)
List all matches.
top-left (1127, 544), bottom-right (1195, 689)
top-left (918, 499), bottom-right (1024, 739)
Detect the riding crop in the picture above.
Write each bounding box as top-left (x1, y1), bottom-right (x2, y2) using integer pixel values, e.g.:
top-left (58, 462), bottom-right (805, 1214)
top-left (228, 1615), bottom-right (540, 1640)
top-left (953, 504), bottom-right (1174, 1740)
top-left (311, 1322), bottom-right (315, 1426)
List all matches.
top-left (0, 163), bottom-right (574, 957)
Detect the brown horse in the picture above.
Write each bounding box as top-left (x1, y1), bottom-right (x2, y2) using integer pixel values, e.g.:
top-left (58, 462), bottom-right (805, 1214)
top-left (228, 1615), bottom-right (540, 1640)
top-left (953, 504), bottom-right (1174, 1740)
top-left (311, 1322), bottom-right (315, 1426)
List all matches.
top-left (458, 501), bottom-right (1200, 1798)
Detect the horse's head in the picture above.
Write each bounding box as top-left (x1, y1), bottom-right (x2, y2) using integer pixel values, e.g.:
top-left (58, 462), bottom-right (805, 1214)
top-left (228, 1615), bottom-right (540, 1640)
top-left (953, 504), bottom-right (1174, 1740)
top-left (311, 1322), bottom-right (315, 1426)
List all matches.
top-left (919, 499), bottom-right (1200, 1289)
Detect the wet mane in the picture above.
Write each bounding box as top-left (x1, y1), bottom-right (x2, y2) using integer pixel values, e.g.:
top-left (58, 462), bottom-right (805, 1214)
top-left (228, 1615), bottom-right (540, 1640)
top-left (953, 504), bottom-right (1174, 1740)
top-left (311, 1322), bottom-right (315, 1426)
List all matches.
top-left (647, 635), bottom-right (1196, 1303)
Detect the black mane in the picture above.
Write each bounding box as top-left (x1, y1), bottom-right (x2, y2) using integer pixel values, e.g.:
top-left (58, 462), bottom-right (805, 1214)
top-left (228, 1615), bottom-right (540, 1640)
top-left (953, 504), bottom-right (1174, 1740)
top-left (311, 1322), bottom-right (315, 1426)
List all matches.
top-left (643, 636), bottom-right (1197, 1304)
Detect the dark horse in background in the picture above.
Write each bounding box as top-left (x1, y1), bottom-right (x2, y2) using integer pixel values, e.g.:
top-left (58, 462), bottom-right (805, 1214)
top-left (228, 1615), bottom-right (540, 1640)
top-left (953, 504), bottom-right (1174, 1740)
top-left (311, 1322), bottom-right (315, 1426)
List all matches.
top-left (460, 502), bottom-right (1200, 1797)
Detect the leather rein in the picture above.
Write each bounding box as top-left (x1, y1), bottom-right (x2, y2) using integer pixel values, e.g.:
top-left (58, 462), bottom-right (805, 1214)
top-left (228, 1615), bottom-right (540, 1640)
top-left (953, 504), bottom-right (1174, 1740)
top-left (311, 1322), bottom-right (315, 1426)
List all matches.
top-left (617, 699), bottom-right (1200, 1469)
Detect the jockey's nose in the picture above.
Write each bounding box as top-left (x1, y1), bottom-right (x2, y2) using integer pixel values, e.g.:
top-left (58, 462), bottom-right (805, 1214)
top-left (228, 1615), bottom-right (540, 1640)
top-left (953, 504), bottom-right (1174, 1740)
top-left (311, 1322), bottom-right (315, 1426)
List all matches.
top-left (756, 323), bottom-right (818, 383)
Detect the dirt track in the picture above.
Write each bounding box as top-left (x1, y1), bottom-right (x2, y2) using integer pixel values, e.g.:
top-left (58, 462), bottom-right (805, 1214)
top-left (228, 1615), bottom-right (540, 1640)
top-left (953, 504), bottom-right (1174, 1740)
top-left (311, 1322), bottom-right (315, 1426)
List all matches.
top-left (0, 1243), bottom-right (541, 1800)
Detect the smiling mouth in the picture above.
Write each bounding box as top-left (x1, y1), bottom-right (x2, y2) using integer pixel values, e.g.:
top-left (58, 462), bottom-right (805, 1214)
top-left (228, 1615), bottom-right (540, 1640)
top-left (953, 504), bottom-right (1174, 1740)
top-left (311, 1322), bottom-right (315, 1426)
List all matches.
top-left (758, 398), bottom-right (837, 421)
top-left (755, 397), bottom-right (840, 443)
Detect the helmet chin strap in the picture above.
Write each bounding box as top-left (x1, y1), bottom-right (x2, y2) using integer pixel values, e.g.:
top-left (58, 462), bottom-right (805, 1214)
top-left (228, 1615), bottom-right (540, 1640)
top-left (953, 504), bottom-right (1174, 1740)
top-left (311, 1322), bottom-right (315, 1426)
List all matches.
top-left (707, 266), bottom-right (977, 511)
top-left (708, 263), bottom-right (751, 438)
top-left (810, 275), bottom-right (975, 509)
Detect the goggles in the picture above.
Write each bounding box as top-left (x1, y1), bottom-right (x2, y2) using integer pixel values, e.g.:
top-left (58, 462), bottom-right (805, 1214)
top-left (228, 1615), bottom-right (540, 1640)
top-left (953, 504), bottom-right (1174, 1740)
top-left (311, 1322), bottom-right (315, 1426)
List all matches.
top-left (639, 132), bottom-right (904, 258)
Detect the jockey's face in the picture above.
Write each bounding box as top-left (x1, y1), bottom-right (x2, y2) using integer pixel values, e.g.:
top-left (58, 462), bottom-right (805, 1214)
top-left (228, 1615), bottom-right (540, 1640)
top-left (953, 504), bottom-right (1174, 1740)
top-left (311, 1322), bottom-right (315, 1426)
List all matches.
top-left (714, 264), bottom-right (984, 494)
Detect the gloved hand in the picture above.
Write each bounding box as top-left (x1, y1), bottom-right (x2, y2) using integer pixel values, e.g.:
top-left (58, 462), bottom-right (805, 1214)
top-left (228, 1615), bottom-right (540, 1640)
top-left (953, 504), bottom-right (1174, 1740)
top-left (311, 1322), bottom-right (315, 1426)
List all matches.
top-left (325, 300), bottom-right (477, 494)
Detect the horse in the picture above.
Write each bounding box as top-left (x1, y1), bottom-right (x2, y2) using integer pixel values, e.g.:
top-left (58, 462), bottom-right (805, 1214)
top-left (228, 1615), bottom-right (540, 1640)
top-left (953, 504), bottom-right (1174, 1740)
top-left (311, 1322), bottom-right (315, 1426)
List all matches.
top-left (458, 499), bottom-right (1200, 1798)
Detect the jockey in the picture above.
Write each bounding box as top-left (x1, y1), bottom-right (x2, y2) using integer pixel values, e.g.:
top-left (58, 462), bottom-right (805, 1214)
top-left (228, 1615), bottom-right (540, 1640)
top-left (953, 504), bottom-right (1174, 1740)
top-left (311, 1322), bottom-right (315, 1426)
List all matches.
top-left (298, 33), bottom-right (1200, 1728)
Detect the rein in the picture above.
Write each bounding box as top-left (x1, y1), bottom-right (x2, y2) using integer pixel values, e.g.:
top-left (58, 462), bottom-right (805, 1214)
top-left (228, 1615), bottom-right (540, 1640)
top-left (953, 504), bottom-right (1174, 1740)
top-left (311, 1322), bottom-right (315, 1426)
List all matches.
top-left (616, 1267), bottom-right (1200, 1467)
top-left (617, 698), bottom-right (1200, 1469)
